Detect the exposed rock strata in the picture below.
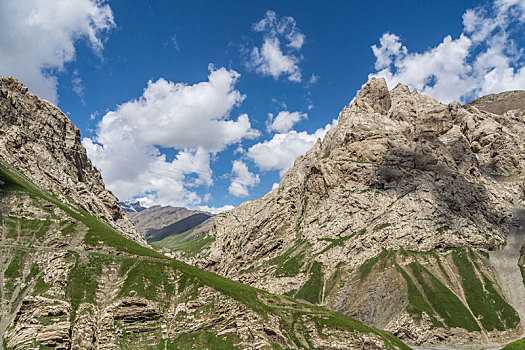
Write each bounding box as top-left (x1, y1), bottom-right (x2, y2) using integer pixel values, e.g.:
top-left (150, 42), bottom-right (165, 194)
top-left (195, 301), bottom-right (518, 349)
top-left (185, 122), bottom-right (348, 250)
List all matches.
top-left (193, 78), bottom-right (525, 347)
top-left (0, 77), bottom-right (144, 245)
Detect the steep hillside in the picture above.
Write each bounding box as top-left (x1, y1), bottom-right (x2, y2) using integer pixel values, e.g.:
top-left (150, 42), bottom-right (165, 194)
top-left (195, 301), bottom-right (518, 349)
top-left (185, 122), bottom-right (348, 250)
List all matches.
top-left (0, 78), bottom-right (409, 349)
top-left (192, 78), bottom-right (525, 347)
top-left (0, 77), bottom-right (143, 245)
top-left (0, 154), bottom-right (408, 350)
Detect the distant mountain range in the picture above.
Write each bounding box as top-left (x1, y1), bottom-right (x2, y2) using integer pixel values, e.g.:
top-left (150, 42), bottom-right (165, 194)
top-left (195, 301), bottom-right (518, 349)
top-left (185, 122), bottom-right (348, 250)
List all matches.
top-left (120, 200), bottom-right (147, 213)
top-left (121, 202), bottom-right (215, 248)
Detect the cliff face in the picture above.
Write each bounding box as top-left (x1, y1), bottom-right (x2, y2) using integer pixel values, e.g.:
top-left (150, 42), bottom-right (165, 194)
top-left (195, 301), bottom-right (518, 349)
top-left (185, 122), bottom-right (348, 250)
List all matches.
top-left (0, 77), bottom-right (145, 245)
top-left (193, 78), bottom-right (525, 347)
top-left (0, 160), bottom-right (409, 350)
top-left (0, 77), bottom-right (409, 350)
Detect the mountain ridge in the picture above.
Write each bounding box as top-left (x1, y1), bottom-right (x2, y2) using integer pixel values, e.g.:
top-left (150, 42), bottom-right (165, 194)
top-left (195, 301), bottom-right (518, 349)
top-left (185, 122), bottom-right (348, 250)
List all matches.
top-left (0, 76), bottom-right (410, 349)
top-left (187, 78), bottom-right (525, 347)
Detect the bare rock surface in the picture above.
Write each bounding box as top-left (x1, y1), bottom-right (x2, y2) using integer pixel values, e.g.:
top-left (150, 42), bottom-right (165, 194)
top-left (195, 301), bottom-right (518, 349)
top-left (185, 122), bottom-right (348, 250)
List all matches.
top-left (467, 90), bottom-right (525, 115)
top-left (191, 78), bottom-right (525, 347)
top-left (0, 77), bottom-right (145, 245)
top-left (0, 79), bottom-right (408, 349)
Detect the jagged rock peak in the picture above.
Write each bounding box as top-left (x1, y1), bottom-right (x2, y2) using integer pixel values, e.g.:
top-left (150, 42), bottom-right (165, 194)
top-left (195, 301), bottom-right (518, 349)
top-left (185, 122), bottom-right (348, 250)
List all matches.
top-left (0, 76), bottom-right (146, 245)
top-left (352, 76), bottom-right (391, 114)
top-left (191, 78), bottom-right (525, 347)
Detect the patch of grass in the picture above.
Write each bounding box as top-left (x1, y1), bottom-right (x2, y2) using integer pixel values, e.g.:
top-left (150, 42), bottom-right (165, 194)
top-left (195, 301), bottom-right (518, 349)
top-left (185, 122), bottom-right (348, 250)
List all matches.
top-left (67, 253), bottom-right (103, 320)
top-left (5, 250), bottom-right (24, 279)
top-left (6, 220), bottom-right (17, 239)
top-left (325, 263), bottom-right (344, 298)
top-left (373, 223), bottom-right (391, 231)
top-left (452, 248), bottom-right (519, 331)
top-left (317, 233), bottom-right (356, 255)
top-left (60, 222), bottom-right (76, 236)
top-left (295, 261), bottom-right (324, 304)
top-left (164, 330), bottom-right (241, 349)
top-left (358, 249), bottom-right (393, 280)
top-left (269, 239), bottom-right (310, 278)
top-left (33, 276), bottom-right (52, 295)
top-left (436, 226), bottom-right (451, 234)
top-left (503, 338), bottom-right (525, 350)
top-left (25, 263), bottom-right (40, 283)
top-left (34, 221), bottom-right (51, 240)
top-left (177, 234), bottom-right (215, 257)
top-left (395, 263), bottom-right (443, 328)
top-left (119, 259), bottom-right (177, 301)
top-left (408, 261), bottom-right (479, 331)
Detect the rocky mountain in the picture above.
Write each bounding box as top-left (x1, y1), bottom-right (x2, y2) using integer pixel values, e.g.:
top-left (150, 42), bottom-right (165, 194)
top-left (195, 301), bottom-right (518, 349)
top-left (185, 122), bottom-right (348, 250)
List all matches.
top-left (189, 78), bottom-right (525, 348)
top-left (0, 77), bottom-right (145, 245)
top-left (467, 90), bottom-right (525, 115)
top-left (125, 205), bottom-right (214, 243)
top-left (0, 77), bottom-right (410, 349)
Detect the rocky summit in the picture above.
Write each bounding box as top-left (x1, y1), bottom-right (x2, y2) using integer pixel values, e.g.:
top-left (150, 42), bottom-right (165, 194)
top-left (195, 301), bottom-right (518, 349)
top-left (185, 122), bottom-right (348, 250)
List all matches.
top-left (0, 77), bottom-right (409, 349)
top-left (189, 77), bottom-right (525, 348)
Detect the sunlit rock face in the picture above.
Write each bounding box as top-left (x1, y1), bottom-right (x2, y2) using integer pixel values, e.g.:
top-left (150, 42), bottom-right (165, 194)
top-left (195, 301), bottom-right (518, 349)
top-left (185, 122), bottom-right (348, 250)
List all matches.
top-left (195, 77), bottom-right (525, 347)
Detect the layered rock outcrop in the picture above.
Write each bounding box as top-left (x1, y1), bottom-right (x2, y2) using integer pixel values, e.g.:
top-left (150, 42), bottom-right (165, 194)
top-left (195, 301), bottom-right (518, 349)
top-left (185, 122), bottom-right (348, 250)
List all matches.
top-left (0, 77), bottom-right (144, 245)
top-left (194, 78), bottom-right (525, 347)
top-left (0, 79), bottom-right (408, 349)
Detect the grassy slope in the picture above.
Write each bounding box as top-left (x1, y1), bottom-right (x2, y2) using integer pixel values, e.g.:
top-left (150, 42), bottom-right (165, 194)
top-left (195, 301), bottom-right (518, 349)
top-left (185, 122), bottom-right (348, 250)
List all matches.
top-left (356, 248), bottom-right (519, 333)
top-left (0, 159), bottom-right (410, 349)
top-left (152, 230), bottom-right (215, 257)
top-left (503, 339), bottom-right (525, 349)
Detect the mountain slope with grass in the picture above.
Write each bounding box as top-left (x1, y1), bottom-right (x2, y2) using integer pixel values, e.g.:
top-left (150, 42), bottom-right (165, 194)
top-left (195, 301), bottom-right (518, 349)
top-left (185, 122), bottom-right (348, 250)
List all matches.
top-left (0, 78), bottom-right (409, 349)
top-left (191, 78), bottom-right (525, 348)
top-left (0, 77), bottom-right (143, 245)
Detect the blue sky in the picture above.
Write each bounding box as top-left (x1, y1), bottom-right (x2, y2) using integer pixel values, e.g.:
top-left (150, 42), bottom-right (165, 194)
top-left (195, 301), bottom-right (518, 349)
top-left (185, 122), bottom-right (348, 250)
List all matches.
top-left (1, 0), bottom-right (524, 212)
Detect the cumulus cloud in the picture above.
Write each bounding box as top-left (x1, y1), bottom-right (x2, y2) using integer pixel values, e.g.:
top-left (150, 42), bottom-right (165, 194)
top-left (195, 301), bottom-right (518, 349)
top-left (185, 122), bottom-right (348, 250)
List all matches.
top-left (370, 0), bottom-right (525, 103)
top-left (197, 205), bottom-right (235, 214)
top-left (71, 70), bottom-right (85, 104)
top-left (246, 10), bottom-right (305, 82)
top-left (0, 0), bottom-right (115, 103)
top-left (83, 66), bottom-right (259, 207)
top-left (248, 120), bottom-right (337, 176)
top-left (228, 160), bottom-right (260, 197)
top-left (266, 111), bottom-right (307, 133)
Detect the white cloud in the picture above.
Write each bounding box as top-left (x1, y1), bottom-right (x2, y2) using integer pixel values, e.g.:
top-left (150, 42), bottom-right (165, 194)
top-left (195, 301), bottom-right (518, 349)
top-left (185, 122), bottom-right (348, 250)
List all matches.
top-left (0, 0), bottom-right (115, 103)
top-left (247, 10), bottom-right (305, 82)
top-left (228, 160), bottom-right (260, 197)
top-left (248, 120), bottom-right (337, 176)
top-left (370, 0), bottom-right (525, 103)
top-left (307, 73), bottom-right (319, 87)
top-left (83, 66), bottom-right (259, 207)
top-left (266, 111), bottom-right (307, 133)
top-left (71, 70), bottom-right (85, 104)
top-left (197, 205), bottom-right (235, 214)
